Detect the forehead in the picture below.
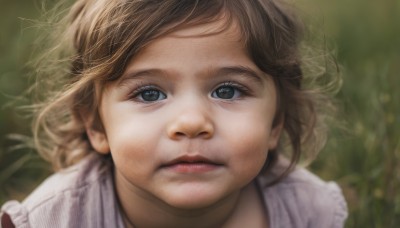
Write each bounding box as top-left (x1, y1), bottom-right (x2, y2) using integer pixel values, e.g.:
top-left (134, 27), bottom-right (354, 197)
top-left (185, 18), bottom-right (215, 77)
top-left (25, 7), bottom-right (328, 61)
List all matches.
top-left (121, 21), bottom-right (253, 79)
top-left (126, 19), bottom-right (247, 68)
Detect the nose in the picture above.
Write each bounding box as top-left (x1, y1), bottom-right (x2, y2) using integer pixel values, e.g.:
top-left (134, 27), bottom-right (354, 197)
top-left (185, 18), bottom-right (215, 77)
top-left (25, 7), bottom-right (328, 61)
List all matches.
top-left (167, 104), bottom-right (214, 140)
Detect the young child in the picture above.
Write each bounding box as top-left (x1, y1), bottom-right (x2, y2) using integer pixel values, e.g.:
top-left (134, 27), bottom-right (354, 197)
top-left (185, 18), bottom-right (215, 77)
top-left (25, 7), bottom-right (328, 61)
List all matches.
top-left (1, 0), bottom-right (348, 227)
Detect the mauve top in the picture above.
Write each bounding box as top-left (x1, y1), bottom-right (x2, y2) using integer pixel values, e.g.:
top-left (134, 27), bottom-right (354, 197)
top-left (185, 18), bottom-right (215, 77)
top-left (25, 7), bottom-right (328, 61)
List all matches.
top-left (1, 154), bottom-right (348, 228)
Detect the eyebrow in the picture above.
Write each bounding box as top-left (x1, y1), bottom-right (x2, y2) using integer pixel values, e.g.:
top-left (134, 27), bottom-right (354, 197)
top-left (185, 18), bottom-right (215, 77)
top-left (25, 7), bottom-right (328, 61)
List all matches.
top-left (214, 66), bottom-right (264, 84)
top-left (118, 65), bottom-right (264, 86)
top-left (117, 69), bottom-right (166, 87)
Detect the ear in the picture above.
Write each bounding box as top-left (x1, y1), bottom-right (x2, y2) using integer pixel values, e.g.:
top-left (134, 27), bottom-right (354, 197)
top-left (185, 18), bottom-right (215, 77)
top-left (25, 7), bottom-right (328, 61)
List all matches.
top-left (86, 128), bottom-right (110, 154)
top-left (268, 120), bottom-right (284, 150)
top-left (81, 111), bottom-right (110, 155)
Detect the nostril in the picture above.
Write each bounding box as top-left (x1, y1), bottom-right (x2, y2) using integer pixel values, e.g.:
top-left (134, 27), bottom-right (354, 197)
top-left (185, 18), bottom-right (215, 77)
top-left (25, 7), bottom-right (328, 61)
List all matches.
top-left (175, 132), bottom-right (186, 137)
top-left (173, 130), bottom-right (211, 139)
top-left (198, 130), bottom-right (212, 139)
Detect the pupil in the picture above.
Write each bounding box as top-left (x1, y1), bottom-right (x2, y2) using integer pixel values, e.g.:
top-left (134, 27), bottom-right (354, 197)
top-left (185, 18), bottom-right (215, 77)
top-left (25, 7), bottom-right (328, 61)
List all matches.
top-left (217, 86), bottom-right (234, 99)
top-left (142, 90), bottom-right (160, 101)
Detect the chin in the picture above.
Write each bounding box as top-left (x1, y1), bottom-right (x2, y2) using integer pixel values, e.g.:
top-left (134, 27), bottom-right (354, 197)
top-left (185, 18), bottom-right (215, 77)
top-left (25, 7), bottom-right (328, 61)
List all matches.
top-left (163, 188), bottom-right (228, 210)
top-left (166, 198), bottom-right (218, 210)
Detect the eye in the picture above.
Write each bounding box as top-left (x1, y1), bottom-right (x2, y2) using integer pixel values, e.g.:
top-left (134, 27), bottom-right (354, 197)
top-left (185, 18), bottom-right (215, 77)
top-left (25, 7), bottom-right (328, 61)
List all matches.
top-left (212, 86), bottom-right (236, 99)
top-left (130, 86), bottom-right (167, 102)
top-left (211, 82), bottom-right (246, 100)
top-left (140, 89), bottom-right (166, 101)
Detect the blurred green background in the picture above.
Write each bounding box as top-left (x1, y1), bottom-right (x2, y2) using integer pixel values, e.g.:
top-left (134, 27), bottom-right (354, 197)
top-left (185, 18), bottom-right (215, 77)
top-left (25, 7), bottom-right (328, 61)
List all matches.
top-left (0, 0), bottom-right (399, 227)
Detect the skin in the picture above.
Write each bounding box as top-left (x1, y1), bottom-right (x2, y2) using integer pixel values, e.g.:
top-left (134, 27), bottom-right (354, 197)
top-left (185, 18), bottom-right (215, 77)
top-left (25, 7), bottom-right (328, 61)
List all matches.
top-left (86, 20), bottom-right (281, 227)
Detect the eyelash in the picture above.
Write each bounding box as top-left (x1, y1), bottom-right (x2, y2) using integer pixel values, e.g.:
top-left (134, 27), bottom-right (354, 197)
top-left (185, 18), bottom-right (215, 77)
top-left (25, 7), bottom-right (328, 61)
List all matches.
top-left (216, 81), bottom-right (251, 95)
top-left (128, 84), bottom-right (165, 101)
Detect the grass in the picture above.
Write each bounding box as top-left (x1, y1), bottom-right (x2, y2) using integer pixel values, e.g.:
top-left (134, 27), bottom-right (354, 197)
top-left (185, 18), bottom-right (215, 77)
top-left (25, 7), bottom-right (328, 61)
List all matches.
top-left (1, 0), bottom-right (399, 227)
top-left (306, 0), bottom-right (400, 226)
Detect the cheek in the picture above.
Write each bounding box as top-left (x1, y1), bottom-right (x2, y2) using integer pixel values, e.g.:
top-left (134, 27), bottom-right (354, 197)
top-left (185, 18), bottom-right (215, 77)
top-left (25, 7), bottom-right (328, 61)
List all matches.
top-left (221, 112), bottom-right (273, 174)
top-left (104, 112), bottom-right (163, 170)
top-left (227, 126), bottom-right (270, 163)
top-left (221, 102), bottom-right (275, 149)
top-left (104, 103), bottom-right (163, 149)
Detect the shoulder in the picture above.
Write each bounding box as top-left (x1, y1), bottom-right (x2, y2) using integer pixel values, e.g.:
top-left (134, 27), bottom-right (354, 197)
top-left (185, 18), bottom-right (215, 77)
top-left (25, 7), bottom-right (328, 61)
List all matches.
top-left (23, 153), bottom-right (111, 207)
top-left (258, 160), bottom-right (348, 228)
top-left (1, 153), bottom-right (123, 228)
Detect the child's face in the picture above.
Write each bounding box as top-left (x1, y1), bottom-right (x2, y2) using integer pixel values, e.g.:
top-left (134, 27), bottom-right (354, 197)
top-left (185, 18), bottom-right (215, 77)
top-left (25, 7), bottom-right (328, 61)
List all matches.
top-left (89, 21), bottom-right (282, 209)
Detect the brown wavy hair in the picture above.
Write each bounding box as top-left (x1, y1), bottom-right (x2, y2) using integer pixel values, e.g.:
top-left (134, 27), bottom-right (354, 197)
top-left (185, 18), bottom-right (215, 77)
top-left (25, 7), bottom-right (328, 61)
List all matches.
top-left (32, 0), bottom-right (339, 181)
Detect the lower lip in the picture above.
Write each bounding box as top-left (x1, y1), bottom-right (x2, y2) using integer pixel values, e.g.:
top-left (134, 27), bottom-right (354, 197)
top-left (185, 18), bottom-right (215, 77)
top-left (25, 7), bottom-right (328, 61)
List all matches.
top-left (163, 163), bottom-right (221, 173)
